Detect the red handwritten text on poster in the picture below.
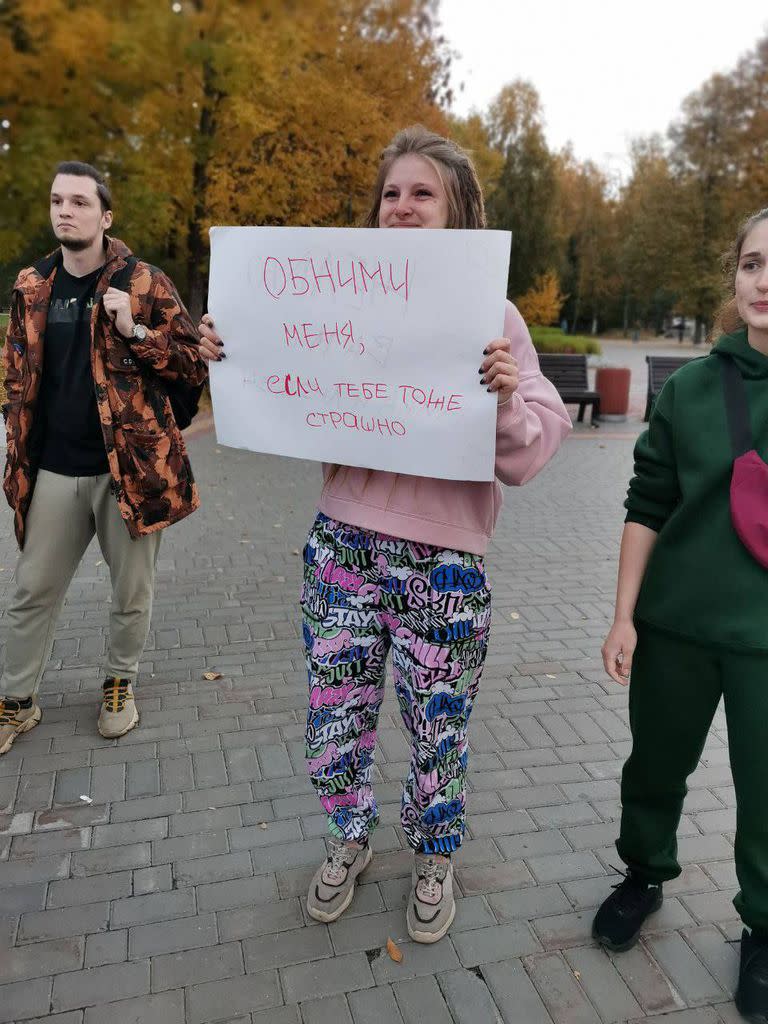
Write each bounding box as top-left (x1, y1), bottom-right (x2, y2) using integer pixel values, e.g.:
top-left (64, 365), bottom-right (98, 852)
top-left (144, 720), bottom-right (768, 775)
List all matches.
top-left (263, 257), bottom-right (409, 302)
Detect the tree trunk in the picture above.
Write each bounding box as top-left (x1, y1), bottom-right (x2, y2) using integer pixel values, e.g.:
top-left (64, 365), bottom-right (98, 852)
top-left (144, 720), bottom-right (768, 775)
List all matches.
top-left (694, 314), bottom-right (704, 344)
top-left (571, 278), bottom-right (582, 335)
top-left (186, 93), bottom-right (214, 321)
top-left (185, 7), bottom-right (222, 321)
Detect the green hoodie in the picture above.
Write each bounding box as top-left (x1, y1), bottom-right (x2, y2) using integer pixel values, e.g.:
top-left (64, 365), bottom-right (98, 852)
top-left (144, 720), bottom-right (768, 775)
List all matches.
top-left (627, 329), bottom-right (768, 651)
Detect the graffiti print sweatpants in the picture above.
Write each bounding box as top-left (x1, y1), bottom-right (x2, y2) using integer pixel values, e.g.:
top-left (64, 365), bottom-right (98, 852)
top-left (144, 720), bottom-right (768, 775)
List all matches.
top-left (301, 513), bottom-right (491, 855)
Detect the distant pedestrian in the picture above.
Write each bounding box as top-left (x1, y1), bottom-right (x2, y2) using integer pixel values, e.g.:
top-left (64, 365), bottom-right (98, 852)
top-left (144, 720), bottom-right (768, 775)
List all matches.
top-left (199, 125), bottom-right (572, 943)
top-left (0, 162), bottom-right (207, 755)
top-left (594, 207), bottom-right (768, 1023)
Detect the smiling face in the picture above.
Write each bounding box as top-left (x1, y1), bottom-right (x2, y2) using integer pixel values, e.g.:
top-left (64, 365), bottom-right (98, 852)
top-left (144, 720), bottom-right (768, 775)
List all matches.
top-left (735, 218), bottom-right (768, 341)
top-left (50, 173), bottom-right (112, 251)
top-left (378, 154), bottom-right (450, 230)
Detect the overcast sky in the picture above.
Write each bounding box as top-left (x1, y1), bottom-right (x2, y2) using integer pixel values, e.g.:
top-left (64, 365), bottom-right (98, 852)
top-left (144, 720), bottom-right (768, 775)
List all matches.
top-left (439, 0), bottom-right (768, 182)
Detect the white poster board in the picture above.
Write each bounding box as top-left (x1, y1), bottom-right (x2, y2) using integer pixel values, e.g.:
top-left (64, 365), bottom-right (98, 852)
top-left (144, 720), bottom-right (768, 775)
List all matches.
top-left (207, 226), bottom-right (511, 481)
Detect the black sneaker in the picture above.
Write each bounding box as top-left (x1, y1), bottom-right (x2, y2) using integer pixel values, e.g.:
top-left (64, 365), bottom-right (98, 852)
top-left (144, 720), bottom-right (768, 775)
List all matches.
top-left (736, 928), bottom-right (768, 1023)
top-left (592, 867), bottom-right (663, 951)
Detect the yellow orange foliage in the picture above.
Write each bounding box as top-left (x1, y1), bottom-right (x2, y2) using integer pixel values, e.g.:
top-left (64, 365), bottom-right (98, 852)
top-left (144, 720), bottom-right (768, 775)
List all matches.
top-left (0, 0), bottom-right (450, 312)
top-left (515, 271), bottom-right (566, 326)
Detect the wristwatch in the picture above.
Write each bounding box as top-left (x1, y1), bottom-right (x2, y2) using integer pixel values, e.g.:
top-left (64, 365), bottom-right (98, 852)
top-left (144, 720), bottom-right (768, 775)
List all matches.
top-left (131, 323), bottom-right (148, 343)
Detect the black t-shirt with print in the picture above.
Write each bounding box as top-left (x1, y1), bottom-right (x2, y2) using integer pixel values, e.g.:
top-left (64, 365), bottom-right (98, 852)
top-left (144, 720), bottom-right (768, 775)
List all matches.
top-left (39, 264), bottom-right (110, 476)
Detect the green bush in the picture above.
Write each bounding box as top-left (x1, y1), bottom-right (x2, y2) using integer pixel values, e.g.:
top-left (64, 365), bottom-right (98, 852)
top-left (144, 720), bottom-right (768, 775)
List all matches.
top-left (529, 326), bottom-right (602, 355)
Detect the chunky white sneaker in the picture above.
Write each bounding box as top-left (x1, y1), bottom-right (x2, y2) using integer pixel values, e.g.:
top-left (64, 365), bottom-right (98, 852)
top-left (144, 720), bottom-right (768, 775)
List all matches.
top-left (0, 697), bottom-right (42, 755)
top-left (306, 837), bottom-right (372, 922)
top-left (407, 853), bottom-right (455, 943)
top-left (98, 678), bottom-right (139, 739)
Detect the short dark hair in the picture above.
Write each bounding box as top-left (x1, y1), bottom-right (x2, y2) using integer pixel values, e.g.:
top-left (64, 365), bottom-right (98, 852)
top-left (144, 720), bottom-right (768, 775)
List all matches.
top-left (53, 161), bottom-right (112, 212)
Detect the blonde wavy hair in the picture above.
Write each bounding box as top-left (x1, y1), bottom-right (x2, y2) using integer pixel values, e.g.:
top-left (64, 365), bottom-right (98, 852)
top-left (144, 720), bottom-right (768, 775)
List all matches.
top-left (362, 125), bottom-right (486, 230)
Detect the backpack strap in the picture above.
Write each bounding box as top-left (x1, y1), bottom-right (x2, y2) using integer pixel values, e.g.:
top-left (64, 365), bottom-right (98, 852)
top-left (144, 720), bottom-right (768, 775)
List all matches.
top-left (719, 353), bottom-right (753, 457)
top-left (109, 255), bottom-right (139, 293)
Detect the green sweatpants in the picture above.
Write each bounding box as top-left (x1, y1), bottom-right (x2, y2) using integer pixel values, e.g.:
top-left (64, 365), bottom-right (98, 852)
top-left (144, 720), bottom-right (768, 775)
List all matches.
top-left (618, 624), bottom-right (768, 931)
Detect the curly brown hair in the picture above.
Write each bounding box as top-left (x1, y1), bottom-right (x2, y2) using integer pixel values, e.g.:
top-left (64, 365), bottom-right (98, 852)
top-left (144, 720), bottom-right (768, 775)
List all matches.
top-left (713, 207), bottom-right (768, 337)
top-left (362, 125), bottom-right (486, 230)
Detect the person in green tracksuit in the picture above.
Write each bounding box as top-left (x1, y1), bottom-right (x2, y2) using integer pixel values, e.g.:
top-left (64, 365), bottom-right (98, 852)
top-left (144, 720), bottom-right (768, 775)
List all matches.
top-left (592, 207), bottom-right (768, 1024)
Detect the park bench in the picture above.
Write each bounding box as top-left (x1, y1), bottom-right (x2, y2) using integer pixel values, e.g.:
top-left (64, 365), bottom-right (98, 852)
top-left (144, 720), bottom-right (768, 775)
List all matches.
top-left (644, 355), bottom-right (701, 421)
top-left (537, 353), bottom-right (600, 426)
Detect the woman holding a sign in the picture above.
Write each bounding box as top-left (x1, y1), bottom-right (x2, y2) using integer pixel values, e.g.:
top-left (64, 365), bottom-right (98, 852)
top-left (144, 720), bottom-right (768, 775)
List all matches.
top-left (199, 126), bottom-right (571, 943)
top-left (594, 209), bottom-right (768, 1023)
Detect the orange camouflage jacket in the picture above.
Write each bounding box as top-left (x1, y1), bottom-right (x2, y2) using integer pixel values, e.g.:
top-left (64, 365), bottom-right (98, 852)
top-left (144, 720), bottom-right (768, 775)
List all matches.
top-left (2, 237), bottom-right (208, 547)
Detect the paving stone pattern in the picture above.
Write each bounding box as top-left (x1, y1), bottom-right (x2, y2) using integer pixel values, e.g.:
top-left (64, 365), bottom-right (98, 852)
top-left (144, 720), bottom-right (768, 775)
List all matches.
top-left (0, 425), bottom-right (741, 1023)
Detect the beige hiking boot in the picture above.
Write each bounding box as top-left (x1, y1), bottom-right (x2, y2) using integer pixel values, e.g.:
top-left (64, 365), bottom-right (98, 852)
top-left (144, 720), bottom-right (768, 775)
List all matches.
top-left (306, 837), bottom-right (372, 922)
top-left (98, 678), bottom-right (139, 739)
top-left (0, 697), bottom-right (42, 755)
top-left (407, 853), bottom-right (455, 943)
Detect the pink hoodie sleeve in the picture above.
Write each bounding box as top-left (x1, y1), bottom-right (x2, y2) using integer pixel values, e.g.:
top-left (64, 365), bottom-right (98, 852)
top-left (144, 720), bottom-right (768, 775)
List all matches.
top-left (494, 301), bottom-right (573, 486)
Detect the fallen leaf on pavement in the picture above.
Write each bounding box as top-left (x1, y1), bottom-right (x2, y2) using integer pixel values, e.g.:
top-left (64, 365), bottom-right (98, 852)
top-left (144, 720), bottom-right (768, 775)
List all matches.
top-left (203, 671), bottom-right (223, 681)
top-left (510, 612), bottom-right (520, 620)
top-left (386, 937), bottom-right (403, 963)
top-left (259, 822), bottom-right (269, 830)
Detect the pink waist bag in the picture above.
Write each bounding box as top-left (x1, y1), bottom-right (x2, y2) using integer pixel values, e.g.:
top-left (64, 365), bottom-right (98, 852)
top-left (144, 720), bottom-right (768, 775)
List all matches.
top-left (720, 354), bottom-right (768, 569)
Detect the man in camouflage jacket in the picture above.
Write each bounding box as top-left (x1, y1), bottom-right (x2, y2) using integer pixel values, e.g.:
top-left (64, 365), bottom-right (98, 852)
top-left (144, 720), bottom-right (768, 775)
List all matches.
top-left (0, 161), bottom-right (208, 754)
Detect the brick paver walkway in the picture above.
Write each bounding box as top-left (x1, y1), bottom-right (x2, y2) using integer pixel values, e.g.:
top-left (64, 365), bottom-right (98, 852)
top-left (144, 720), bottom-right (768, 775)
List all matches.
top-left (0, 417), bottom-right (739, 1024)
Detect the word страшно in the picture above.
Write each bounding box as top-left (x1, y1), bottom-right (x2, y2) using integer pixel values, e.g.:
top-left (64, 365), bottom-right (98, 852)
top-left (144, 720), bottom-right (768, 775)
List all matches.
top-left (255, 254), bottom-right (466, 439)
top-left (264, 377), bottom-right (464, 438)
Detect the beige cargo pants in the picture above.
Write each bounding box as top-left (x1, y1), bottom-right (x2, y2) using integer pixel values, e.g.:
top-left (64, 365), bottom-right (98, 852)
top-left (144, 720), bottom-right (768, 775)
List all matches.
top-left (1, 470), bottom-right (161, 700)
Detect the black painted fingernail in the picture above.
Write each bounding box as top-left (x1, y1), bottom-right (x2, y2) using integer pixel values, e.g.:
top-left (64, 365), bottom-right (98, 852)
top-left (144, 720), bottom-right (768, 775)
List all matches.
top-left (217, 340), bottom-right (224, 347)
top-left (486, 386), bottom-right (492, 392)
top-left (480, 377), bottom-right (487, 384)
top-left (478, 368), bottom-right (484, 375)
top-left (483, 347), bottom-right (489, 354)
top-left (220, 353), bottom-right (227, 359)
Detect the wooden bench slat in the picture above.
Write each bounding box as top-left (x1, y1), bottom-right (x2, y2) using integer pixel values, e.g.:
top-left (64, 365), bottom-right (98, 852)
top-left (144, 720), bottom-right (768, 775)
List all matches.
top-left (644, 354), bottom-right (702, 420)
top-left (537, 353), bottom-right (599, 425)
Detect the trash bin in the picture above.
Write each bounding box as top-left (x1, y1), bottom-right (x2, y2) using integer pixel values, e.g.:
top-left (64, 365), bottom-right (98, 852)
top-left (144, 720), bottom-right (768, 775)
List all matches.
top-left (596, 367), bottom-right (631, 422)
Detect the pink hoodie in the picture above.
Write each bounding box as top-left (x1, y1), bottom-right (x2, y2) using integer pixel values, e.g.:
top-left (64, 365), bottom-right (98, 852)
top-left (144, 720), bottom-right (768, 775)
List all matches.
top-left (318, 301), bottom-right (572, 555)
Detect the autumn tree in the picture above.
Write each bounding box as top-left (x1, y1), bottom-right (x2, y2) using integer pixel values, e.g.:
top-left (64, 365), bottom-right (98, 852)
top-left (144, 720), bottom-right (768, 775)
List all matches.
top-left (447, 112), bottom-right (503, 207)
top-left (661, 34), bottom-right (767, 340)
top-left (616, 138), bottom-right (682, 332)
top-left (0, 0), bottom-right (451, 314)
top-left (515, 271), bottom-right (566, 326)
top-left (727, 35), bottom-right (768, 219)
top-left (483, 81), bottom-right (558, 299)
top-left (667, 72), bottom-right (738, 340)
top-left (554, 153), bottom-right (618, 333)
